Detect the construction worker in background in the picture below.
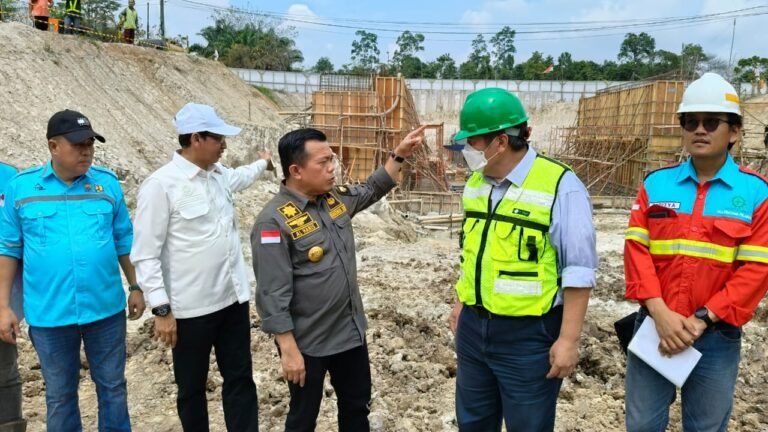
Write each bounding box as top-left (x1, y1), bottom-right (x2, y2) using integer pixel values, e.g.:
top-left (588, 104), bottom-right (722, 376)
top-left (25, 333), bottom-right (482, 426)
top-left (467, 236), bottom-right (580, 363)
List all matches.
top-left (62, 0), bottom-right (81, 34)
top-left (446, 88), bottom-right (597, 431)
top-left (28, 0), bottom-right (52, 31)
top-left (0, 110), bottom-right (145, 431)
top-left (624, 73), bottom-right (768, 431)
top-left (0, 162), bottom-right (25, 432)
top-left (117, 0), bottom-right (138, 44)
top-left (252, 126), bottom-right (425, 431)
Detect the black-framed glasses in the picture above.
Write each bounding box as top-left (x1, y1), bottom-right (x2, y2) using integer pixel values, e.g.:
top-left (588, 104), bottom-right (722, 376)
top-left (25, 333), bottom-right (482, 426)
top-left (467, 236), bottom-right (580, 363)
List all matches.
top-left (680, 117), bottom-right (730, 133)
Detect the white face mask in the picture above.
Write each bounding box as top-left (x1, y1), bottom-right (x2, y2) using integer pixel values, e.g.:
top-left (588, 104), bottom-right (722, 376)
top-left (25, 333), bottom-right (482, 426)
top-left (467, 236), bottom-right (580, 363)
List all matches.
top-left (461, 137), bottom-right (499, 172)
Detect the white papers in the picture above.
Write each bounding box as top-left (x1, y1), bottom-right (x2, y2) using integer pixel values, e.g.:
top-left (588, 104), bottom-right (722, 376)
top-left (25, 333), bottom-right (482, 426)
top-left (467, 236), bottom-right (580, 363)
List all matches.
top-left (627, 316), bottom-right (702, 387)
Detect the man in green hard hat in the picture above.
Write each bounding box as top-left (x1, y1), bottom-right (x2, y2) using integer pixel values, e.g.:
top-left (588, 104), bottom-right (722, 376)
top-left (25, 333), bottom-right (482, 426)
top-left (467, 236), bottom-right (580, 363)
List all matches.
top-left (446, 87), bottom-right (597, 431)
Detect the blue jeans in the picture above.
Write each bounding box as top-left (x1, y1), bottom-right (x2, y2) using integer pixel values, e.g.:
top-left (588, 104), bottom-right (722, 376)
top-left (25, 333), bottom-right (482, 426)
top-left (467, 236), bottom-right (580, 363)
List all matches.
top-left (455, 305), bottom-right (563, 432)
top-left (62, 14), bottom-right (81, 34)
top-left (29, 312), bottom-right (130, 432)
top-left (625, 308), bottom-right (741, 432)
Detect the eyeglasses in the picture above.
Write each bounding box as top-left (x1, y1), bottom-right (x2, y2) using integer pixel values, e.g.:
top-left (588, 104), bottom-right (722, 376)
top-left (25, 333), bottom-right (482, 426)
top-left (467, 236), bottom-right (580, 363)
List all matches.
top-left (680, 117), bottom-right (730, 133)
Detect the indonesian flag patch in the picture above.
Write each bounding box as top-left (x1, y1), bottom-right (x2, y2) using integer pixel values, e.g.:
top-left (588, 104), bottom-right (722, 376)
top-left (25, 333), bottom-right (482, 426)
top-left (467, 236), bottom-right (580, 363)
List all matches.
top-left (260, 230), bottom-right (281, 244)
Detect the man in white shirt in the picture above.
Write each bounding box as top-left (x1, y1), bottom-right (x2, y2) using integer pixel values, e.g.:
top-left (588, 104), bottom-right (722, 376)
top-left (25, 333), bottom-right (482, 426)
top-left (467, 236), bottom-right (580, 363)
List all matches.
top-left (130, 103), bottom-right (272, 432)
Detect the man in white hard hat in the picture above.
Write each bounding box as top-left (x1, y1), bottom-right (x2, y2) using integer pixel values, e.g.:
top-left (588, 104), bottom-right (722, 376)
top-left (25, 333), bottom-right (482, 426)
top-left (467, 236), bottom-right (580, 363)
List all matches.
top-left (623, 73), bottom-right (768, 431)
top-left (130, 103), bottom-right (273, 431)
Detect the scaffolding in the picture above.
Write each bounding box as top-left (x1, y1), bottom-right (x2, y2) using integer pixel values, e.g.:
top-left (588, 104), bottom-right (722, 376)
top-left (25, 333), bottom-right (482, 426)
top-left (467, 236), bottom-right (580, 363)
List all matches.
top-left (549, 80), bottom-right (687, 196)
top-left (278, 74), bottom-right (449, 192)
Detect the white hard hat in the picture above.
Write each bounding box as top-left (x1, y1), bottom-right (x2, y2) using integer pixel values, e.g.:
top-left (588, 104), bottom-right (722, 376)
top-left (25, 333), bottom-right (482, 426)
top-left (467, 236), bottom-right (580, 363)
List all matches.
top-left (677, 72), bottom-right (741, 116)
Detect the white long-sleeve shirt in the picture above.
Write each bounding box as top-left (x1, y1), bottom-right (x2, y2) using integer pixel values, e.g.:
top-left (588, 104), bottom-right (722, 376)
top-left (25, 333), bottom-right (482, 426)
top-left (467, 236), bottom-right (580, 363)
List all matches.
top-left (130, 151), bottom-right (268, 318)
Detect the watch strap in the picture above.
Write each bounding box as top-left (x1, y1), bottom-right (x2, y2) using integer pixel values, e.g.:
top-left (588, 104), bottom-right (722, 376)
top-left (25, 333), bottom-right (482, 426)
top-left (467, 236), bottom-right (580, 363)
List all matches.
top-left (389, 151), bottom-right (405, 163)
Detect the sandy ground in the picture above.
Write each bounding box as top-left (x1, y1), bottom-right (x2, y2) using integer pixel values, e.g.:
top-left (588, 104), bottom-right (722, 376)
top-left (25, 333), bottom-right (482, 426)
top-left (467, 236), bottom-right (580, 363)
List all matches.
top-left (12, 209), bottom-right (768, 431)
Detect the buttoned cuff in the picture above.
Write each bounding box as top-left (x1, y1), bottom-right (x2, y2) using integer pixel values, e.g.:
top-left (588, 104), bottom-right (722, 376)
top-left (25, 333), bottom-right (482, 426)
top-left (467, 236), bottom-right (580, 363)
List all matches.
top-left (261, 312), bottom-right (294, 335)
top-left (561, 265), bottom-right (595, 288)
top-left (147, 289), bottom-right (170, 308)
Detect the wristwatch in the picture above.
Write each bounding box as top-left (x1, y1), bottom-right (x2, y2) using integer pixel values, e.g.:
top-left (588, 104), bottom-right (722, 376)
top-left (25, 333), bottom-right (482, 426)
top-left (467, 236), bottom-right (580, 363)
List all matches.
top-left (151, 304), bottom-right (172, 317)
top-left (694, 307), bottom-right (714, 328)
top-left (389, 151), bottom-right (405, 163)
top-left (128, 284), bottom-right (142, 293)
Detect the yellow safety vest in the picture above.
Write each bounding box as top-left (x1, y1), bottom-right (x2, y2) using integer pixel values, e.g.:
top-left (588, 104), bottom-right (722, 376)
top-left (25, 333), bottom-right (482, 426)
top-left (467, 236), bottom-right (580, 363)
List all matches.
top-left (456, 155), bottom-right (568, 316)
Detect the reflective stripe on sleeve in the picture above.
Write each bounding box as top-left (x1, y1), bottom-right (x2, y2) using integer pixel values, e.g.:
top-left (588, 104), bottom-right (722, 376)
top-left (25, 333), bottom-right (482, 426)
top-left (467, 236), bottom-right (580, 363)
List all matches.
top-left (625, 227), bottom-right (650, 246)
top-left (736, 244), bottom-right (768, 264)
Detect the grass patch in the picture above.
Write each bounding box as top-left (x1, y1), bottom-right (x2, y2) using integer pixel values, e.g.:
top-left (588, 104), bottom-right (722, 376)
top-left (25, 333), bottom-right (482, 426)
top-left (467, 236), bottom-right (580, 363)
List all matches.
top-left (253, 85), bottom-right (279, 105)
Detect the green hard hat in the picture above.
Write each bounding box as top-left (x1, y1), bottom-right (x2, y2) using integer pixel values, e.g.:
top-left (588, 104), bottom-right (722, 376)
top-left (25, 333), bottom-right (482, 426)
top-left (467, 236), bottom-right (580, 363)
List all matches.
top-left (454, 88), bottom-right (529, 143)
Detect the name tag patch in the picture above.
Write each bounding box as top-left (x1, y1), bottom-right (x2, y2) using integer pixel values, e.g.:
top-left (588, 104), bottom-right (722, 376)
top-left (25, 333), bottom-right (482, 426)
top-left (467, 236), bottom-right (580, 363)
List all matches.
top-left (285, 213), bottom-right (320, 240)
top-left (649, 201), bottom-right (680, 209)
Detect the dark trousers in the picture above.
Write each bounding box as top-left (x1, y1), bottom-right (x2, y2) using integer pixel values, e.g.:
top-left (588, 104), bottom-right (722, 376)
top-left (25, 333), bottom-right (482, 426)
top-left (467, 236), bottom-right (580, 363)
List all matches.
top-left (173, 301), bottom-right (258, 432)
top-left (285, 344), bottom-right (371, 432)
top-left (32, 16), bottom-right (48, 31)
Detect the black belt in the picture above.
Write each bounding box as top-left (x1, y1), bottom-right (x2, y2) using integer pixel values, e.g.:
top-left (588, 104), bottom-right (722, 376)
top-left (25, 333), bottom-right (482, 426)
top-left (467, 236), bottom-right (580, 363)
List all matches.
top-left (466, 304), bottom-right (562, 320)
top-left (466, 305), bottom-right (512, 320)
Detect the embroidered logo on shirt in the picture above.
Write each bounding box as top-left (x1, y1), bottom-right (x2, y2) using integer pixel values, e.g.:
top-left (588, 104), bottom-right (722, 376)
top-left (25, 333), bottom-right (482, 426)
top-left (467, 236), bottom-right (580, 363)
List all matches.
top-left (260, 230), bottom-right (281, 244)
top-left (326, 194), bottom-right (347, 220)
top-left (278, 202), bottom-right (301, 219)
top-left (732, 196), bottom-right (746, 209)
top-left (84, 183), bottom-right (92, 192)
top-left (0, 193), bottom-right (4, 208)
top-left (95, 184), bottom-right (104, 193)
top-left (285, 212), bottom-right (320, 240)
top-left (34, 183), bottom-right (45, 191)
top-left (649, 201), bottom-right (680, 209)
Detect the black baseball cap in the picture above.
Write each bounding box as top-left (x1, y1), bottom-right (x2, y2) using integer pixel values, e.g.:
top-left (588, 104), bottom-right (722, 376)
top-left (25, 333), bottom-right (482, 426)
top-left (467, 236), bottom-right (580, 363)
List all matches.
top-left (46, 110), bottom-right (106, 143)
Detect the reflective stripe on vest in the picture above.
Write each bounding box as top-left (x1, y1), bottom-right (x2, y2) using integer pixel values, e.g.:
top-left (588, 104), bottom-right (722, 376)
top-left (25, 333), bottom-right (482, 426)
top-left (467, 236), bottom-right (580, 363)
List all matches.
top-left (456, 155), bottom-right (569, 317)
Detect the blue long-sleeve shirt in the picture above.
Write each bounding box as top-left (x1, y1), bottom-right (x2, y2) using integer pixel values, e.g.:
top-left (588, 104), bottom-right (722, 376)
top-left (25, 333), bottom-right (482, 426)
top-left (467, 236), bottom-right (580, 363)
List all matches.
top-left (0, 162), bottom-right (132, 327)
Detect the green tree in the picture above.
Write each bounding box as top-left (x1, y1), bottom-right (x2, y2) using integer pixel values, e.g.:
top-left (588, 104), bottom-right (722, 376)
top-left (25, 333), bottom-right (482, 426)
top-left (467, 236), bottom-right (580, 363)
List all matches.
top-left (459, 34), bottom-right (493, 79)
top-left (557, 52), bottom-right (574, 79)
top-left (519, 51), bottom-right (553, 80)
top-left (653, 49), bottom-right (680, 75)
top-left (734, 56), bottom-right (768, 82)
top-left (84, 0), bottom-right (121, 34)
top-left (392, 31), bottom-right (425, 69)
top-left (680, 43), bottom-right (710, 77)
top-left (490, 26), bottom-right (516, 78)
top-left (312, 57), bottom-right (334, 73)
top-left (191, 10), bottom-right (303, 70)
top-left (351, 30), bottom-right (381, 73)
top-left (618, 32), bottom-right (656, 64)
top-left (0, 0), bottom-right (19, 21)
top-left (424, 53), bottom-right (458, 79)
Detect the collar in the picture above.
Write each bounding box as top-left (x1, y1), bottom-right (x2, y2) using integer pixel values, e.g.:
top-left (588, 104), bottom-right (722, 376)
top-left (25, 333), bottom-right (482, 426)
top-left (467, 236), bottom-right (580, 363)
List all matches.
top-left (278, 183), bottom-right (312, 210)
top-left (41, 160), bottom-right (95, 184)
top-left (676, 154), bottom-right (737, 187)
top-left (483, 147), bottom-right (536, 187)
top-left (172, 151), bottom-right (220, 179)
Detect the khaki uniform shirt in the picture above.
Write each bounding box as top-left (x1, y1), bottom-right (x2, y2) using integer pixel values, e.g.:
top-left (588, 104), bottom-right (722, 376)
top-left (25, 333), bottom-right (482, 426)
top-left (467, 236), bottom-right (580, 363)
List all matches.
top-left (252, 167), bottom-right (395, 356)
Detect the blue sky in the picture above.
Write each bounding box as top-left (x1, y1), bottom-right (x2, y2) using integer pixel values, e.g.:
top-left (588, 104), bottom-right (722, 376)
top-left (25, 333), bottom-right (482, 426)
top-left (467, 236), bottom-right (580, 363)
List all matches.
top-left (154, 0), bottom-right (767, 69)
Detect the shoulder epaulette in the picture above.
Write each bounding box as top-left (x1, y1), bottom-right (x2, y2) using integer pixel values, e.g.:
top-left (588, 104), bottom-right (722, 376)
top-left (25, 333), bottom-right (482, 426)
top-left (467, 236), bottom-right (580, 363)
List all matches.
top-left (334, 185), bottom-right (356, 196)
top-left (90, 165), bottom-right (119, 180)
top-left (536, 154), bottom-right (572, 171)
top-left (644, 162), bottom-right (681, 181)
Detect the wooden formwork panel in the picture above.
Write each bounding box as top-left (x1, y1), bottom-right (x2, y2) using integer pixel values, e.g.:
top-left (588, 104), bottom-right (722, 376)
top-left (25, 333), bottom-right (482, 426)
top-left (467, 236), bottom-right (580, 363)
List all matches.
top-left (578, 81), bottom-right (684, 137)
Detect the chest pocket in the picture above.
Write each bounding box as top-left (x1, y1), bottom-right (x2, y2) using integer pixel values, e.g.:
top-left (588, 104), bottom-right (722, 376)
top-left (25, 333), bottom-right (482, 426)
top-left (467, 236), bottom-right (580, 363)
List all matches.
top-left (491, 221), bottom-right (546, 261)
top-left (291, 230), bottom-right (334, 276)
top-left (81, 199), bottom-right (114, 242)
top-left (19, 202), bottom-right (60, 246)
top-left (176, 201), bottom-right (217, 240)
